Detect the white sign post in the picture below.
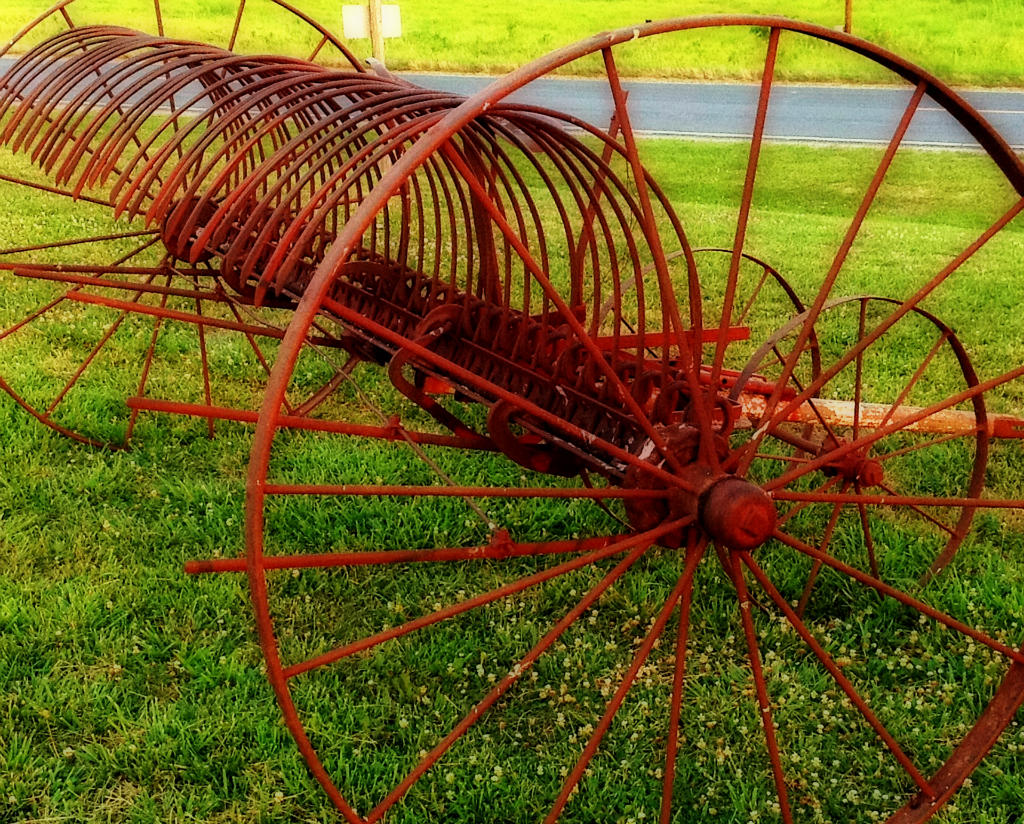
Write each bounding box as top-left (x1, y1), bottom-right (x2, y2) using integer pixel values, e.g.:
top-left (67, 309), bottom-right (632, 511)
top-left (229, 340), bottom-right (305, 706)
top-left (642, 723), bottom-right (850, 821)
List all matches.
top-left (342, 3), bottom-right (402, 63)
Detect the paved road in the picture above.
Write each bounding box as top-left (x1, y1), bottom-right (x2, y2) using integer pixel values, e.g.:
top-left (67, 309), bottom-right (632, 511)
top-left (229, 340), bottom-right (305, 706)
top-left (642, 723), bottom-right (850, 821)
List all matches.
top-left (3, 55), bottom-right (1023, 149)
top-left (400, 73), bottom-right (1024, 150)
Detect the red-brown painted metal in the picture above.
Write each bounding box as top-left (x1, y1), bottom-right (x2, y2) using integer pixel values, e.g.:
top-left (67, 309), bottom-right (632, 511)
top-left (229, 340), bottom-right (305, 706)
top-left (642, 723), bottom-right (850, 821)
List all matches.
top-left (1, 4), bottom-right (1024, 823)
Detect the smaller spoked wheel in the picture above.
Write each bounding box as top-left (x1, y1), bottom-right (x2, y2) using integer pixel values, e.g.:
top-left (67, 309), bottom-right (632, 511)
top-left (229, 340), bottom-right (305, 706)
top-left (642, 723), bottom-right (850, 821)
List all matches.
top-left (0, 196), bottom-right (358, 447)
top-left (0, 0), bottom-right (365, 445)
top-left (729, 295), bottom-right (988, 591)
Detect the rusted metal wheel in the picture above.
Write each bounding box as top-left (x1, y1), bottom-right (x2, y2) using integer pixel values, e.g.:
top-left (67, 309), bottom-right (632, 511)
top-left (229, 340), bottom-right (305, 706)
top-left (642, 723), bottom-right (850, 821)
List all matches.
top-left (732, 295), bottom-right (990, 590)
top-left (236, 17), bottom-right (1024, 824)
top-left (0, 0), bottom-right (362, 445)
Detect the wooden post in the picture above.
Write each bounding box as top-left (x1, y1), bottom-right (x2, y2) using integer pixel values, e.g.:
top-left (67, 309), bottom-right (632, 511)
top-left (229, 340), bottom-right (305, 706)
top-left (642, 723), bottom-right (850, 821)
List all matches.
top-left (368, 0), bottom-right (385, 62)
top-left (844, 0), bottom-right (853, 33)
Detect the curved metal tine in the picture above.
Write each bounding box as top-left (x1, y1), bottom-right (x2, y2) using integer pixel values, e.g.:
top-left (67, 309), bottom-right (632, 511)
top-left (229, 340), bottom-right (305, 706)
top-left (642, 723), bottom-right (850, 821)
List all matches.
top-left (56, 45), bottom-right (206, 191)
top-left (437, 139), bottom-right (694, 482)
top-left (0, 0), bottom-right (75, 59)
top-left (322, 294), bottom-right (697, 493)
top-left (111, 57), bottom-right (284, 217)
top-left (1, 33), bottom-right (118, 158)
top-left (23, 36), bottom-right (151, 169)
top-left (9, 34), bottom-right (171, 193)
top-left (737, 82), bottom-right (930, 474)
top-left (485, 113), bottom-right (636, 364)
top-left (72, 37), bottom-right (166, 182)
top-left (545, 538), bottom-right (705, 823)
top-left (235, 104), bottom-right (443, 294)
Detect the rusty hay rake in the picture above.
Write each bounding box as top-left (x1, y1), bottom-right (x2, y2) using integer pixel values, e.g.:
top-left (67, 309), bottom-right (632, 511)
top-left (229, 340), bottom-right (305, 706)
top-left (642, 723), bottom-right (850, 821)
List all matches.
top-left (1, 3), bottom-right (1024, 822)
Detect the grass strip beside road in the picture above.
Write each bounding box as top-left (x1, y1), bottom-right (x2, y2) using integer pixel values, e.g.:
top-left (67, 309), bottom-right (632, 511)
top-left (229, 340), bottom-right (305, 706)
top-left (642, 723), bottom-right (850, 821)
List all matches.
top-left (4, 0), bottom-right (1024, 87)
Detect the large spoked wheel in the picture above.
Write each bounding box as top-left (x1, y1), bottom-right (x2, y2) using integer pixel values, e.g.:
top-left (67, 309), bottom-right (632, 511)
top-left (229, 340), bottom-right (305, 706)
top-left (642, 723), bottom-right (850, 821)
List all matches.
top-left (230, 16), bottom-right (1021, 824)
top-left (0, 0), bottom-right (363, 445)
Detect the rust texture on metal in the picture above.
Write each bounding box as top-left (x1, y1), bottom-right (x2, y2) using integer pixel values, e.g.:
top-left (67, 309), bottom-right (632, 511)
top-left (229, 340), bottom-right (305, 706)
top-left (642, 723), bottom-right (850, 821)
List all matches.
top-left (1, 4), bottom-right (1023, 823)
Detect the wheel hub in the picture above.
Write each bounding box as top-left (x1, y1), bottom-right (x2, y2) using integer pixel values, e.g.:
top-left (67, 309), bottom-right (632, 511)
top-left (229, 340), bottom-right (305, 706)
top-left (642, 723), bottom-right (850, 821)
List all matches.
top-left (624, 421), bottom-right (777, 550)
top-left (699, 476), bottom-right (777, 550)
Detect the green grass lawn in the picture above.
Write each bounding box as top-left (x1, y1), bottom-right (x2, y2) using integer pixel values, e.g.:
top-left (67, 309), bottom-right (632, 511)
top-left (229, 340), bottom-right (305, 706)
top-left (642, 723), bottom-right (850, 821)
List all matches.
top-left (4, 0), bottom-right (1024, 86)
top-left (1, 122), bottom-right (1023, 824)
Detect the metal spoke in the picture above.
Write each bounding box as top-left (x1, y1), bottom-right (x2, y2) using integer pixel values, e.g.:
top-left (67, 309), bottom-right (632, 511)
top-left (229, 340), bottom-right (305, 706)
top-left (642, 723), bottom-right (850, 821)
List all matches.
top-left (545, 539), bottom-right (705, 823)
top-left (191, 278), bottom-right (215, 437)
top-left (711, 27), bottom-right (780, 387)
top-left (853, 299), bottom-right (866, 439)
top-left (0, 228), bottom-right (156, 257)
top-left (878, 331), bottom-right (951, 432)
top-left (283, 519), bottom-right (689, 680)
top-left (739, 83), bottom-right (929, 472)
top-left (263, 483), bottom-right (672, 500)
top-left (601, 46), bottom-right (719, 464)
top-left (796, 484), bottom-right (849, 616)
top-left (43, 272), bottom-right (160, 416)
top-left (660, 537), bottom-right (703, 824)
top-left (187, 534), bottom-right (622, 574)
top-left (855, 484), bottom-right (881, 581)
top-left (765, 357), bottom-right (1024, 492)
top-left (125, 273), bottom-right (172, 441)
top-left (728, 550), bottom-right (793, 823)
top-left (773, 528), bottom-right (1024, 665)
top-left (364, 536), bottom-right (662, 824)
top-left (741, 551), bottom-right (935, 797)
